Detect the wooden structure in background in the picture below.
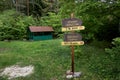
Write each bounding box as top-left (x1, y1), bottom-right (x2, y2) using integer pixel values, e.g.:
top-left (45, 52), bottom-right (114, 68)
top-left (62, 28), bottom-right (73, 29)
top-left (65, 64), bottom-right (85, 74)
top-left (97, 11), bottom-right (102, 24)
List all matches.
top-left (28, 26), bottom-right (54, 41)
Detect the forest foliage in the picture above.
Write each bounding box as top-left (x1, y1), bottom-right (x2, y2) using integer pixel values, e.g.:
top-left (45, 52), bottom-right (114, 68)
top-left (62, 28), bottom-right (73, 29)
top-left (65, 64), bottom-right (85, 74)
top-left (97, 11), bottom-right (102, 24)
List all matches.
top-left (0, 10), bottom-right (40, 40)
top-left (0, 0), bottom-right (119, 41)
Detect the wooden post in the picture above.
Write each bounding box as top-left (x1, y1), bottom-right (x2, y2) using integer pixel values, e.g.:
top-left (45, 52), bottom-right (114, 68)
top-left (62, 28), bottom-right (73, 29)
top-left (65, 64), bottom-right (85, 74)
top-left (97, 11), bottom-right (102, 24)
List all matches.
top-left (26, 0), bottom-right (29, 16)
top-left (71, 13), bottom-right (74, 74)
top-left (71, 13), bottom-right (74, 19)
top-left (62, 13), bottom-right (84, 79)
top-left (16, 0), bottom-right (18, 12)
top-left (71, 45), bottom-right (74, 74)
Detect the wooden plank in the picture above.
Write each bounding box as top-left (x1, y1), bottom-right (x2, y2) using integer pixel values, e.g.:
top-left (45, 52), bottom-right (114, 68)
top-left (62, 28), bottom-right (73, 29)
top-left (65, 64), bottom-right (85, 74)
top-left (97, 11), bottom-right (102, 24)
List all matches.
top-left (62, 18), bottom-right (82, 27)
top-left (61, 41), bottom-right (84, 45)
top-left (62, 26), bottom-right (85, 31)
top-left (64, 33), bottom-right (82, 42)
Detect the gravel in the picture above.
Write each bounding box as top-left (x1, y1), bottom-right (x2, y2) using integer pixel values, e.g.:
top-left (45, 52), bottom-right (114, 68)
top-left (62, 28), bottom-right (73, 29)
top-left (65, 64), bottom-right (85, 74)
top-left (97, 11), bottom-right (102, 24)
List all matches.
top-left (0, 65), bottom-right (34, 79)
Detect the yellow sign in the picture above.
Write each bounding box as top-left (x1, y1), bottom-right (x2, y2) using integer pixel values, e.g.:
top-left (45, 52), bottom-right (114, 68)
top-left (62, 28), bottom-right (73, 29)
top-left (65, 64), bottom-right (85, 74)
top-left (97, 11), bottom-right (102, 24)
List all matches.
top-left (62, 26), bottom-right (85, 32)
top-left (61, 41), bottom-right (84, 45)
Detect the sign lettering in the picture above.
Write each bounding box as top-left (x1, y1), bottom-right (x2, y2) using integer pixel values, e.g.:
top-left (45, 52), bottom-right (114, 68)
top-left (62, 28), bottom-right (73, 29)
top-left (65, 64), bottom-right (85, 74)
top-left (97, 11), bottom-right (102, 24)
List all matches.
top-left (62, 18), bottom-right (82, 27)
top-left (64, 33), bottom-right (82, 42)
top-left (61, 41), bottom-right (84, 45)
top-left (62, 26), bottom-right (85, 31)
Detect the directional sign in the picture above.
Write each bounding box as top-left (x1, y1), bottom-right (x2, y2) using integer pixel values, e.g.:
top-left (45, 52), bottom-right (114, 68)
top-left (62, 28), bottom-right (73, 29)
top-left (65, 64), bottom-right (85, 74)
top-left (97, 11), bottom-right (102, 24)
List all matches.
top-left (61, 41), bottom-right (84, 45)
top-left (62, 18), bottom-right (82, 27)
top-left (64, 33), bottom-right (82, 42)
top-left (62, 33), bottom-right (84, 45)
top-left (62, 26), bottom-right (85, 31)
top-left (61, 14), bottom-right (85, 77)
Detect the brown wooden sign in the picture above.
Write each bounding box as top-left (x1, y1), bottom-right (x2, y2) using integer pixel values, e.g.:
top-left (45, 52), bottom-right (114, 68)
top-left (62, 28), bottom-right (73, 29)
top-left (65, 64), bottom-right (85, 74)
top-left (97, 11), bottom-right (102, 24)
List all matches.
top-left (62, 18), bottom-right (82, 27)
top-left (64, 33), bottom-right (82, 42)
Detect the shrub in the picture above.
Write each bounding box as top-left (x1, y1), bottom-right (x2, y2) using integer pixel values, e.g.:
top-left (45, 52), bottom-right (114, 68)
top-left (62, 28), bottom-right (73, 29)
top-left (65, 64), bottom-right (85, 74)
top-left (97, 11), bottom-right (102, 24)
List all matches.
top-left (40, 12), bottom-right (62, 38)
top-left (86, 38), bottom-right (120, 80)
top-left (105, 37), bottom-right (120, 80)
top-left (74, 38), bottom-right (120, 80)
top-left (0, 10), bottom-right (40, 40)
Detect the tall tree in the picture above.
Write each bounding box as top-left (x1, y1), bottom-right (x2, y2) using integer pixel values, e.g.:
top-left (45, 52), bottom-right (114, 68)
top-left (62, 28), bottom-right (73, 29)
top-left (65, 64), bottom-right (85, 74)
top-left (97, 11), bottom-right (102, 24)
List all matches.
top-left (0, 0), bottom-right (13, 12)
top-left (12, 0), bottom-right (50, 16)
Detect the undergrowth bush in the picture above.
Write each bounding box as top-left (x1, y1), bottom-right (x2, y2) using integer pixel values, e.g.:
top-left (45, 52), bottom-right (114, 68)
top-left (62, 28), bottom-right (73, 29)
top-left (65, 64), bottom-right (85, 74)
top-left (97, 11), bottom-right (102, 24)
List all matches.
top-left (0, 10), bottom-right (40, 41)
top-left (86, 37), bottom-right (120, 80)
top-left (40, 12), bottom-right (62, 38)
top-left (74, 38), bottom-right (120, 80)
top-left (105, 37), bottom-right (120, 80)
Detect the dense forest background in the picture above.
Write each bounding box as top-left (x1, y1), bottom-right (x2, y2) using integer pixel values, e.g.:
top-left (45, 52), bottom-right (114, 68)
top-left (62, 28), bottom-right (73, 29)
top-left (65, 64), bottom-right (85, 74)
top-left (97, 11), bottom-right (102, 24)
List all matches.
top-left (0, 0), bottom-right (119, 41)
top-left (0, 0), bottom-right (120, 80)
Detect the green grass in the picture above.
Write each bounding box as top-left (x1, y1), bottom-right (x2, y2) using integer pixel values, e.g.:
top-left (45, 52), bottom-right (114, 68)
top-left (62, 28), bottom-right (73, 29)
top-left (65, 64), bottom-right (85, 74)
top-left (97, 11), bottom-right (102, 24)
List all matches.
top-left (0, 39), bottom-right (108, 80)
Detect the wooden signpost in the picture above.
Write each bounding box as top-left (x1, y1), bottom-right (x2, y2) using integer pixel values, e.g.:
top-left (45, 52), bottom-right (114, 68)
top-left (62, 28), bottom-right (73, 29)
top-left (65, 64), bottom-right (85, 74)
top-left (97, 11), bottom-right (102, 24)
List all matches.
top-left (61, 13), bottom-right (85, 79)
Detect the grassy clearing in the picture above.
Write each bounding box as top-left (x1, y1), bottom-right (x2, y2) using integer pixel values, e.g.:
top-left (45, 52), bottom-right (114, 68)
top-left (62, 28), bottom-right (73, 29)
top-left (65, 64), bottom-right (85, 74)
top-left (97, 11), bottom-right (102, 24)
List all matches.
top-left (0, 39), bottom-right (107, 80)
